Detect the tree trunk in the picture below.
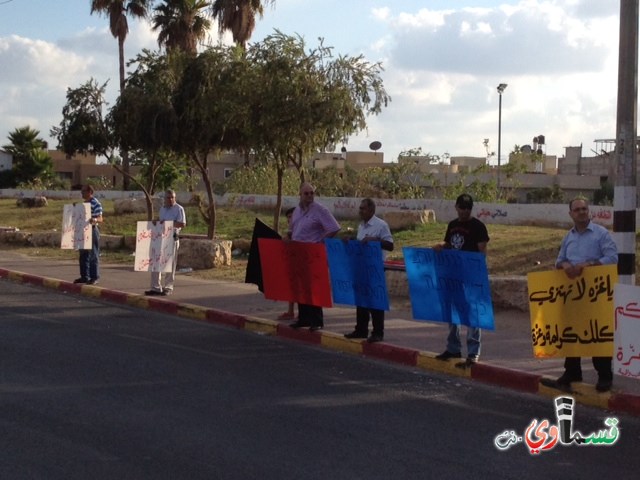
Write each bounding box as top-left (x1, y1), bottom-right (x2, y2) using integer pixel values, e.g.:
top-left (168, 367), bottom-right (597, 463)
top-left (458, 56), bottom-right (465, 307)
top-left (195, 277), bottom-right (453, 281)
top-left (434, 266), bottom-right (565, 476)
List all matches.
top-left (273, 166), bottom-right (284, 231)
top-left (118, 34), bottom-right (130, 191)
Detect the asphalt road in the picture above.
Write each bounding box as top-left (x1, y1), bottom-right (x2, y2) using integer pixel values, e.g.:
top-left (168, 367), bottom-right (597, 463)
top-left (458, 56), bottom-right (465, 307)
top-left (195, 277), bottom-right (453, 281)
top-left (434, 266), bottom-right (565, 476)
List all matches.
top-left (1, 280), bottom-right (639, 480)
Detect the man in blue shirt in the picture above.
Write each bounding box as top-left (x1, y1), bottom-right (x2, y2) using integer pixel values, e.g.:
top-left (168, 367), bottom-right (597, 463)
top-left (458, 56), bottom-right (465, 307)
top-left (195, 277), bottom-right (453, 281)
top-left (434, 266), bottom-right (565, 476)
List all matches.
top-left (74, 184), bottom-right (103, 285)
top-left (553, 197), bottom-right (618, 392)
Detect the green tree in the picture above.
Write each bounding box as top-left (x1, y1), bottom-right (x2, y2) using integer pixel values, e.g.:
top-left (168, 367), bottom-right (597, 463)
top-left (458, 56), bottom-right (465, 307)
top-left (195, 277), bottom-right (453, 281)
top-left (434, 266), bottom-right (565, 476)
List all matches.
top-left (173, 45), bottom-right (250, 238)
top-left (108, 50), bottom-right (188, 219)
top-left (51, 78), bottom-right (114, 161)
top-left (211, 0), bottom-right (274, 48)
top-left (246, 32), bottom-right (390, 228)
top-left (152, 0), bottom-right (212, 56)
top-left (90, 0), bottom-right (153, 190)
top-left (2, 126), bottom-right (53, 186)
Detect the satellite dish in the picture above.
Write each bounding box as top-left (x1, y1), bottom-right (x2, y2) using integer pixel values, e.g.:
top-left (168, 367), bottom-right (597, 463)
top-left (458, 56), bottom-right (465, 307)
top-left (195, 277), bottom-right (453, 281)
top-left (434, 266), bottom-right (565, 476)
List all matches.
top-left (369, 141), bottom-right (382, 152)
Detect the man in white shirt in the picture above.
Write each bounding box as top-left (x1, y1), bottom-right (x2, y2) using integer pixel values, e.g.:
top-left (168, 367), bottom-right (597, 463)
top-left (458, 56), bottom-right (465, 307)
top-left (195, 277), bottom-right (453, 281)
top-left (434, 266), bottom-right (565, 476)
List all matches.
top-left (344, 198), bottom-right (394, 343)
top-left (145, 189), bottom-right (186, 296)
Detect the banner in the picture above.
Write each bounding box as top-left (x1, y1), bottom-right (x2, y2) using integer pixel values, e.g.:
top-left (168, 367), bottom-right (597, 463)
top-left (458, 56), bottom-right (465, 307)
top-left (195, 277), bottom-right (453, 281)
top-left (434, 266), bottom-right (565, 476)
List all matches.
top-left (613, 283), bottom-right (640, 379)
top-left (325, 238), bottom-right (389, 310)
top-left (61, 203), bottom-right (91, 250)
top-left (403, 247), bottom-right (494, 329)
top-left (258, 238), bottom-right (332, 307)
top-left (134, 221), bottom-right (176, 272)
top-left (527, 265), bottom-right (617, 358)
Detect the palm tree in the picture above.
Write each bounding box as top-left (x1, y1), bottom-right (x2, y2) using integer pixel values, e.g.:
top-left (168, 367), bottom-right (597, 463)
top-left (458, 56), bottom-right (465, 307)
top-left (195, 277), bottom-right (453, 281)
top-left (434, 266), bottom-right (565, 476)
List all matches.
top-left (90, 0), bottom-right (152, 189)
top-left (152, 0), bottom-right (212, 56)
top-left (210, 0), bottom-right (274, 48)
top-left (3, 126), bottom-right (52, 185)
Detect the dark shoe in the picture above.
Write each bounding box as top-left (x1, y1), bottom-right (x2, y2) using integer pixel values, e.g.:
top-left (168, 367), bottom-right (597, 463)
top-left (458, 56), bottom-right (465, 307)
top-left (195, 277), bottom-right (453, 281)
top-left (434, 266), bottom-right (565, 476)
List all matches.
top-left (455, 357), bottom-right (477, 369)
top-left (309, 325), bottom-right (324, 332)
top-left (367, 334), bottom-right (384, 343)
top-left (161, 289), bottom-right (173, 296)
top-left (73, 277), bottom-right (88, 284)
top-left (289, 320), bottom-right (310, 329)
top-left (344, 331), bottom-right (368, 339)
top-left (145, 289), bottom-right (163, 296)
top-left (86, 279), bottom-right (99, 285)
top-left (556, 372), bottom-right (582, 387)
top-left (435, 350), bottom-right (462, 361)
top-left (595, 378), bottom-right (612, 392)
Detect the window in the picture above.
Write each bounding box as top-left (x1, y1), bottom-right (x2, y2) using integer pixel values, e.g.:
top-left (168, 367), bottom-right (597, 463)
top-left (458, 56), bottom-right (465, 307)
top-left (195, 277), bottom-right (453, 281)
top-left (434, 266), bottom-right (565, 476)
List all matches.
top-left (223, 168), bottom-right (234, 179)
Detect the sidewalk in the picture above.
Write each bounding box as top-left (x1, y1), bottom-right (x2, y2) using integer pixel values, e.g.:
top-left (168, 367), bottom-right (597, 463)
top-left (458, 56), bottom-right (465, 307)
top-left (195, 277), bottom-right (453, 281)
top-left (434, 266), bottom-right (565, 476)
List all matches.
top-left (1, 249), bottom-right (639, 416)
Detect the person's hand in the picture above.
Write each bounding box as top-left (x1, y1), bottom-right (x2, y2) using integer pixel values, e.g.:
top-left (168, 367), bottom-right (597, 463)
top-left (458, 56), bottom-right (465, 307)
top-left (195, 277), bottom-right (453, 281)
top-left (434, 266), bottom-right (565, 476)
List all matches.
top-left (562, 263), bottom-right (583, 279)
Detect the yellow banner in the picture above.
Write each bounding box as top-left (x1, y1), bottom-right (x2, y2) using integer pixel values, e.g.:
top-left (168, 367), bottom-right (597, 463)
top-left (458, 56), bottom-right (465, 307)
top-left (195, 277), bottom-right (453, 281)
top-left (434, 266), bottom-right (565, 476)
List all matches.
top-left (527, 265), bottom-right (617, 358)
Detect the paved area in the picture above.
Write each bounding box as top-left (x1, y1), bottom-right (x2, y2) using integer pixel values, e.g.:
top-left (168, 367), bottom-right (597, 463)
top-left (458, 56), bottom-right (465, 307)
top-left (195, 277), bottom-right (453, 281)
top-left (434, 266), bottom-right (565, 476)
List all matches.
top-left (1, 249), bottom-right (639, 415)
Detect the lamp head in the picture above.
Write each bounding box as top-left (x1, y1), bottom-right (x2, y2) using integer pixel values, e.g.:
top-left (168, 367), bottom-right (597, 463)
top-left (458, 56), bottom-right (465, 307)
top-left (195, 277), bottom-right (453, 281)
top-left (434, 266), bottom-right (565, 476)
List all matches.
top-left (497, 83), bottom-right (508, 94)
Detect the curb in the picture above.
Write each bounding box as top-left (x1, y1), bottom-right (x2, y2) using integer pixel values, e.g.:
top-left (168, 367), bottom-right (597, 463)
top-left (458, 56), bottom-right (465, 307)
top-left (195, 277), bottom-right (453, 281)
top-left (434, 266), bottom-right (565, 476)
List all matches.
top-left (1, 266), bottom-right (639, 417)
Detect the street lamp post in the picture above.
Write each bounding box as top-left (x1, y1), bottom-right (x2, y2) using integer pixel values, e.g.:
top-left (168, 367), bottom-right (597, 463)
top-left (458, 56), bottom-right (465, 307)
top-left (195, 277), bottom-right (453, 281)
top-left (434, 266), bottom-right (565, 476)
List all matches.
top-left (496, 83), bottom-right (508, 190)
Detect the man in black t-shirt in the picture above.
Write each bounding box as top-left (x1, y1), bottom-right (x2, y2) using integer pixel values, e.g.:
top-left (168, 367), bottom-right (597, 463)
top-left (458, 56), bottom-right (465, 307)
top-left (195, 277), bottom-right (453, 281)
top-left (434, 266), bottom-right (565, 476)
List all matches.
top-left (433, 194), bottom-right (489, 367)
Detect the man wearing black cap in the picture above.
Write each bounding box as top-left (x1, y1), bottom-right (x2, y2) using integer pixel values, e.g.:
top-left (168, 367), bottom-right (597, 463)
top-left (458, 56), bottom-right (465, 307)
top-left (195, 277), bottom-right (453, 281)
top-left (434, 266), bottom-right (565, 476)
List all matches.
top-left (433, 193), bottom-right (489, 367)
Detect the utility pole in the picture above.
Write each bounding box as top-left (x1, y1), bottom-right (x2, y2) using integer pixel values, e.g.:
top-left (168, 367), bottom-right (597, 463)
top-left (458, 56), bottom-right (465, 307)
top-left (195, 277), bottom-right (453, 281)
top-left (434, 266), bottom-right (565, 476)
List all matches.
top-left (613, 0), bottom-right (638, 285)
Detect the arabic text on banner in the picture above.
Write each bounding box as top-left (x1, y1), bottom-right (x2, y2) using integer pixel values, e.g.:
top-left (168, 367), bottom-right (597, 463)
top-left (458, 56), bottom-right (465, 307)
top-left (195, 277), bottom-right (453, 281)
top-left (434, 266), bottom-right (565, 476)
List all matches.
top-left (613, 283), bottom-right (640, 379)
top-left (134, 221), bottom-right (176, 272)
top-left (402, 247), bottom-right (495, 329)
top-left (325, 238), bottom-right (389, 311)
top-left (61, 203), bottom-right (91, 250)
top-left (527, 265), bottom-right (617, 358)
top-left (257, 238), bottom-right (332, 307)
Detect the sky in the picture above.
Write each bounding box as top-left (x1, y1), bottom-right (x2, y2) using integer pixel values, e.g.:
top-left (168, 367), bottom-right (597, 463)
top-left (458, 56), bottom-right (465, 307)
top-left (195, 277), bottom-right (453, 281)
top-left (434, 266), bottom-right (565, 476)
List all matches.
top-left (0, 0), bottom-right (624, 164)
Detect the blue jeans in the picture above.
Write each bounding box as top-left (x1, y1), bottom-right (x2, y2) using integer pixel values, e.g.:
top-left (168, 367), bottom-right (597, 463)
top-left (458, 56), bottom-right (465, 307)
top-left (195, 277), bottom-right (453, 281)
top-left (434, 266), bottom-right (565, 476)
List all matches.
top-left (446, 324), bottom-right (481, 359)
top-left (79, 226), bottom-right (100, 281)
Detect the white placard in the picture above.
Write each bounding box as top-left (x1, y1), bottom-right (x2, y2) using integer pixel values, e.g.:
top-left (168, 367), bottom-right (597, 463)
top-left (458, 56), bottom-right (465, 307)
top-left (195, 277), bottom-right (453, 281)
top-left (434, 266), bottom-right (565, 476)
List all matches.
top-left (613, 283), bottom-right (640, 379)
top-left (61, 203), bottom-right (91, 250)
top-left (134, 221), bottom-right (176, 272)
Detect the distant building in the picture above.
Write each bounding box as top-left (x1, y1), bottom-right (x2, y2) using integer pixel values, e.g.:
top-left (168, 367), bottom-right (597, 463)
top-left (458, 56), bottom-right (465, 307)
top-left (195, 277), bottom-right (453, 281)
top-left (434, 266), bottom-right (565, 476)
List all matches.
top-left (0, 149), bottom-right (11, 171)
top-left (49, 150), bottom-right (141, 189)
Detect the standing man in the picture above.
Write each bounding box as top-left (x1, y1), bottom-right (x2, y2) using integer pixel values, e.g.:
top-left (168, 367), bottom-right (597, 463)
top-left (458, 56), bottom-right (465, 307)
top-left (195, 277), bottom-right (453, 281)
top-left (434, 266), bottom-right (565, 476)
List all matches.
top-left (552, 197), bottom-right (618, 392)
top-left (74, 184), bottom-right (103, 285)
top-left (145, 189), bottom-right (186, 297)
top-left (344, 198), bottom-right (394, 343)
top-left (288, 182), bottom-right (341, 331)
top-left (434, 194), bottom-right (489, 366)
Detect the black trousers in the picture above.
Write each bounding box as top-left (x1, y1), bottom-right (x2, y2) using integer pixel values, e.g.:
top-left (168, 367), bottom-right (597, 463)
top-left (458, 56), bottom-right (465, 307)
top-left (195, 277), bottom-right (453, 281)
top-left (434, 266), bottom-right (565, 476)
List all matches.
top-left (564, 356), bottom-right (612, 381)
top-left (298, 304), bottom-right (323, 328)
top-left (355, 307), bottom-right (384, 336)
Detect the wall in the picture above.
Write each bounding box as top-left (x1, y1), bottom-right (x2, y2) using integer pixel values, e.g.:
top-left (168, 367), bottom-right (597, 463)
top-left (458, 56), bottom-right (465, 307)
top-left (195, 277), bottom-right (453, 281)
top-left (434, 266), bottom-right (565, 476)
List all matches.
top-left (0, 189), bottom-right (619, 229)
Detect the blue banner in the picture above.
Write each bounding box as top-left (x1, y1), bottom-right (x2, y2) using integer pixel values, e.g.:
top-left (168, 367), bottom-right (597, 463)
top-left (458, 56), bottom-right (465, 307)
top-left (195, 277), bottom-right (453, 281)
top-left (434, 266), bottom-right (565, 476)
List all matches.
top-left (403, 247), bottom-right (494, 329)
top-left (325, 238), bottom-right (390, 311)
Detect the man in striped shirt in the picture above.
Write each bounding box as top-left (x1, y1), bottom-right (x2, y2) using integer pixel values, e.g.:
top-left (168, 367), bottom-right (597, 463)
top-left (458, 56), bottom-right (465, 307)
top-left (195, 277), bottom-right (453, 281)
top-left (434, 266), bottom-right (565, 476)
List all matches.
top-left (74, 184), bottom-right (103, 285)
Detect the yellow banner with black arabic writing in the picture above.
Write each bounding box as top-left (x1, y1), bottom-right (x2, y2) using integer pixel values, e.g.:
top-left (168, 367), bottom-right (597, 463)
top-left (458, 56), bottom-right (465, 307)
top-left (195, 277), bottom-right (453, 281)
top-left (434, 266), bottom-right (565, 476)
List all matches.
top-left (527, 265), bottom-right (617, 358)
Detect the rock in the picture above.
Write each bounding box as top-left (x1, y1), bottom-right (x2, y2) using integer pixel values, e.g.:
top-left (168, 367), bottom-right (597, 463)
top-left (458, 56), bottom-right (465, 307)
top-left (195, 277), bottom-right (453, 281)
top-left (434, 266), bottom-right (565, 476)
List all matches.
top-left (30, 231), bottom-right (61, 248)
top-left (99, 234), bottom-right (123, 250)
top-left (383, 210), bottom-right (436, 230)
top-left (231, 238), bottom-right (251, 253)
top-left (113, 198), bottom-right (162, 215)
top-left (178, 238), bottom-right (232, 269)
top-left (490, 275), bottom-right (529, 312)
top-left (16, 196), bottom-right (48, 208)
top-left (0, 230), bottom-right (31, 245)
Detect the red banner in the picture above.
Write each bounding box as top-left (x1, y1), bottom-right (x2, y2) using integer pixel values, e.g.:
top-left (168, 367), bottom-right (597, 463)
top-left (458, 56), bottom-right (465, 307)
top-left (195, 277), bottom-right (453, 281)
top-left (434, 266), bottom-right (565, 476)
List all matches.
top-left (258, 239), bottom-right (332, 307)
